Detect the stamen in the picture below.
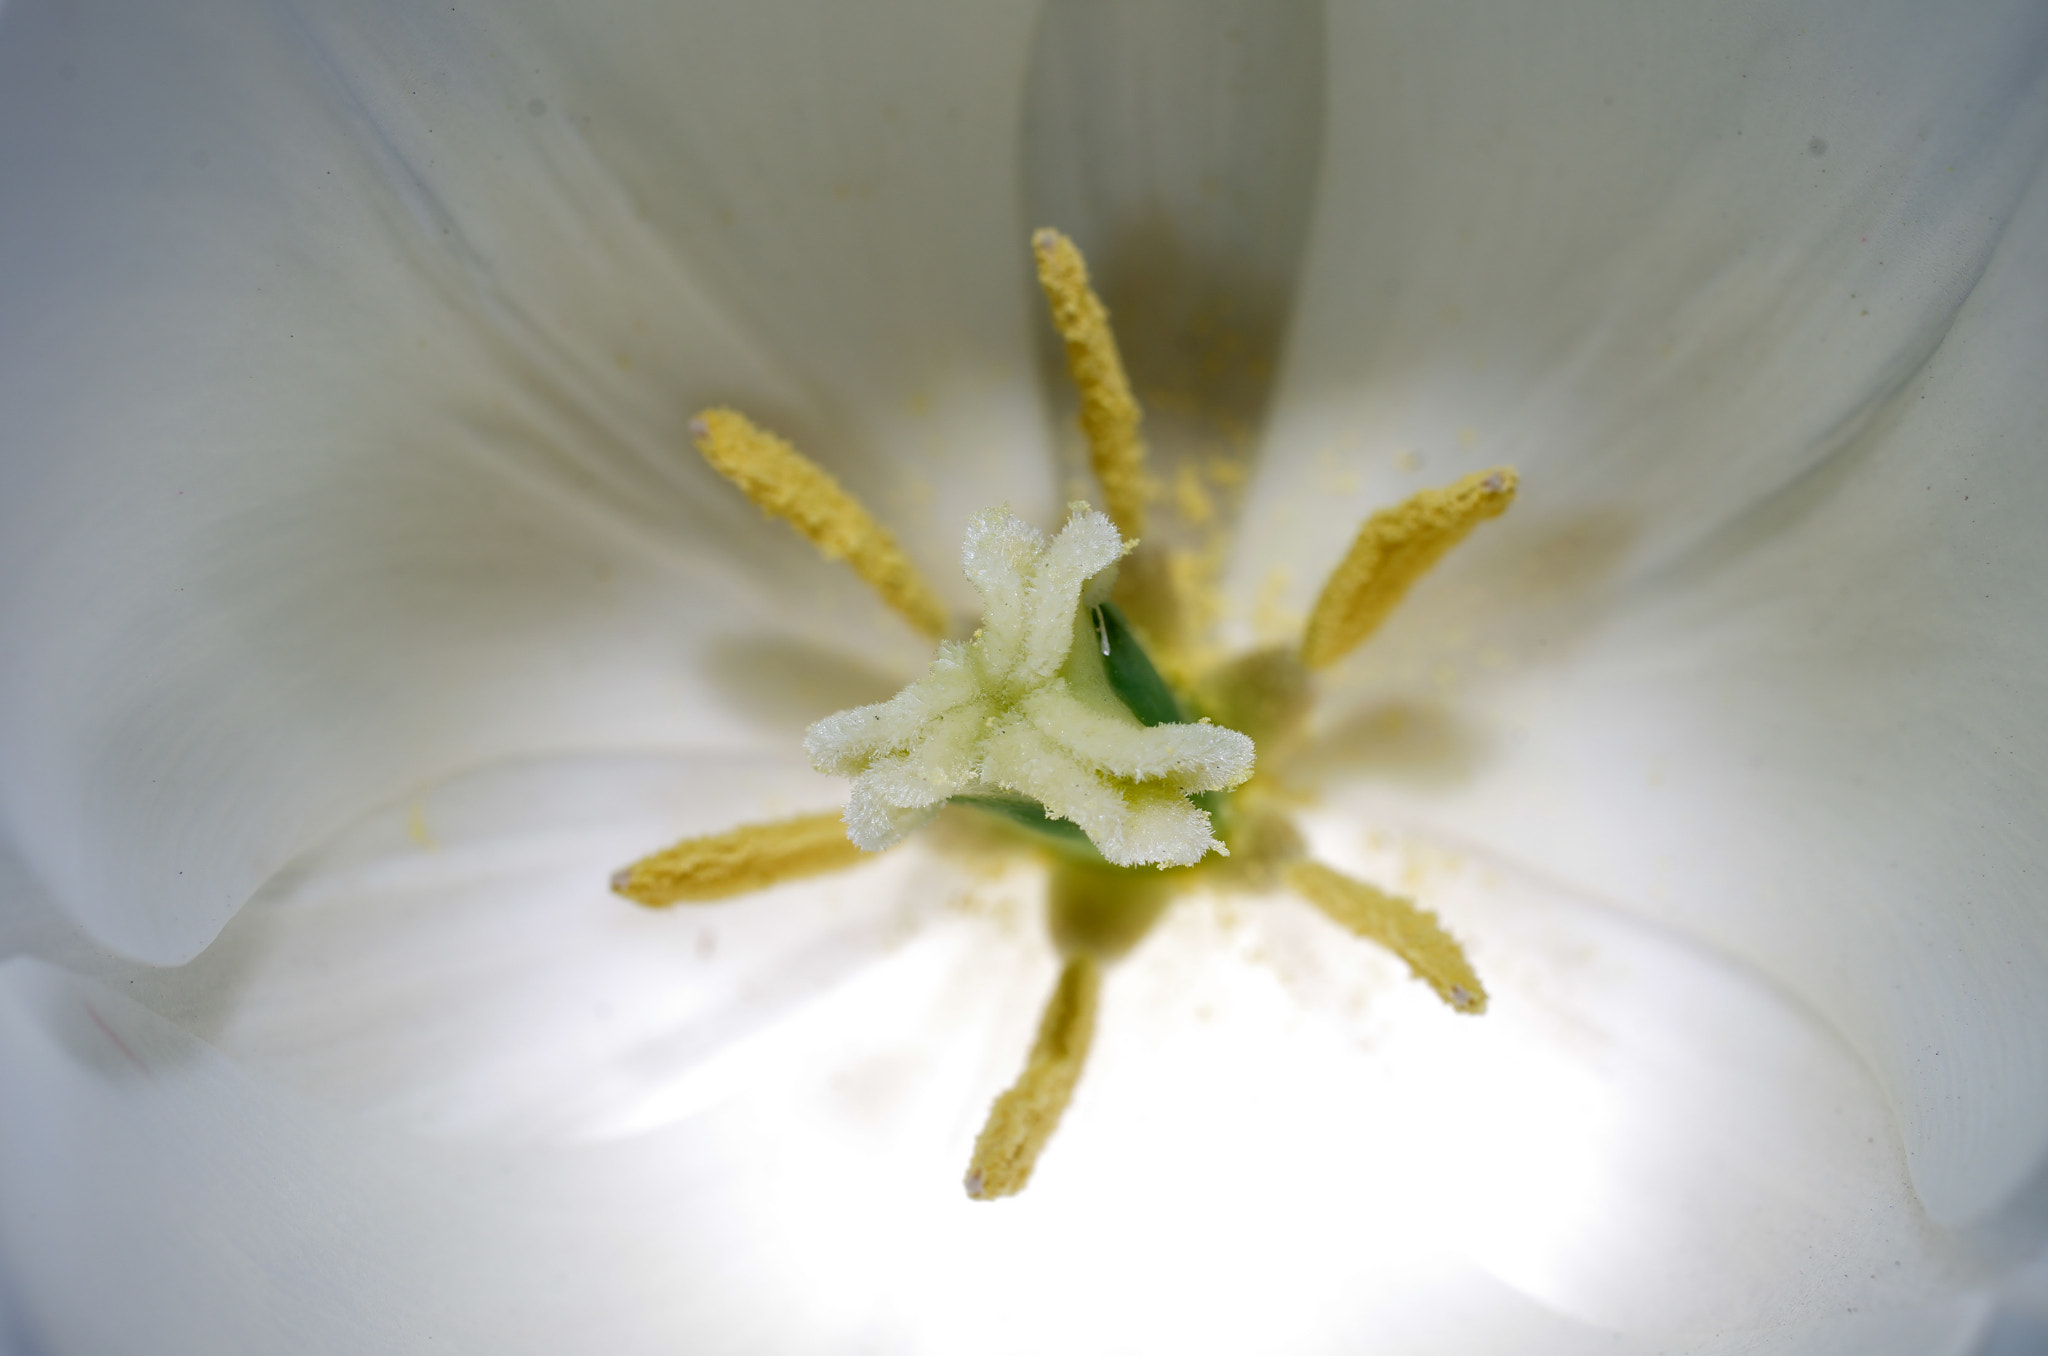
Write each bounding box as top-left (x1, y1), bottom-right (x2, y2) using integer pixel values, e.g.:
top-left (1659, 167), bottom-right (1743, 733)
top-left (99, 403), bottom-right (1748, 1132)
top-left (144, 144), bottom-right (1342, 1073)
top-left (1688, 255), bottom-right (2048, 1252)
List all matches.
top-left (611, 811), bottom-right (868, 908)
top-left (965, 955), bottom-right (1102, 1199)
top-left (1300, 467), bottom-right (1518, 670)
top-left (1282, 861), bottom-right (1488, 1014)
top-left (1032, 228), bottom-right (1149, 539)
top-left (692, 408), bottom-right (950, 639)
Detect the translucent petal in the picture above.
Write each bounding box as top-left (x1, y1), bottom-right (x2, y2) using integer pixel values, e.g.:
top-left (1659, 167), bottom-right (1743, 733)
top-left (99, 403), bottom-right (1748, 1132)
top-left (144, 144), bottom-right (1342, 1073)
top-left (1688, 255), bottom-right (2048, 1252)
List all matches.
top-left (1258, 813), bottom-right (2002, 1335)
top-left (1237, 0), bottom-right (2048, 609)
top-left (1289, 160), bottom-right (2048, 1232)
top-left (0, 912), bottom-right (1993, 1354)
top-left (515, 0), bottom-right (1063, 541)
top-left (4, 0), bottom-right (2042, 1347)
top-left (0, 0), bottom-right (1043, 961)
top-left (101, 751), bottom-right (937, 1142)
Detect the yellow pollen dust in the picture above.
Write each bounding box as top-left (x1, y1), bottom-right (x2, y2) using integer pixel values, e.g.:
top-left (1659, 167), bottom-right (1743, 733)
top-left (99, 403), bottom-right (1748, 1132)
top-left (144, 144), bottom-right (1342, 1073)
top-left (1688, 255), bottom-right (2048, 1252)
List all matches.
top-left (611, 811), bottom-right (868, 908)
top-left (1032, 228), bottom-right (1149, 540)
top-left (1300, 466), bottom-right (1518, 670)
top-left (1283, 861), bottom-right (1488, 1013)
top-left (964, 955), bottom-right (1102, 1199)
top-left (692, 408), bottom-right (950, 639)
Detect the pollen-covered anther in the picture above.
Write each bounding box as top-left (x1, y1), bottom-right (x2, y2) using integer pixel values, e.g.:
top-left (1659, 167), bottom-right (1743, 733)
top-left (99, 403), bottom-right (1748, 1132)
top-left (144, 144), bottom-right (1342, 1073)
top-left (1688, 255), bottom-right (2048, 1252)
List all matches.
top-left (612, 811), bottom-right (869, 907)
top-left (806, 503), bottom-right (1253, 868)
top-left (1283, 861), bottom-right (1488, 1014)
top-left (1032, 228), bottom-right (1148, 539)
top-left (966, 955), bottom-right (1101, 1199)
top-left (1301, 465), bottom-right (1518, 669)
top-left (691, 407), bottom-right (950, 639)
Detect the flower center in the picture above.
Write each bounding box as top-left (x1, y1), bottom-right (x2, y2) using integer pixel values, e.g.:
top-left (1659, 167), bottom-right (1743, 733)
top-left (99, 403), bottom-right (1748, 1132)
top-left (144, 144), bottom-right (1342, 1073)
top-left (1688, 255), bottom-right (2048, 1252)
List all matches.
top-left (610, 230), bottom-right (1512, 1199)
top-left (807, 501), bottom-right (1253, 869)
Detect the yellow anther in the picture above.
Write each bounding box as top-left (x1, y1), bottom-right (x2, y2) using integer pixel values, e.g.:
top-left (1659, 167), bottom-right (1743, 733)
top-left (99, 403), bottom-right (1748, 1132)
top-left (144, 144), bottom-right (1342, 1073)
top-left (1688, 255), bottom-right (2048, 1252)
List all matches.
top-left (1032, 228), bottom-right (1149, 539)
top-left (1300, 467), bottom-right (1518, 670)
top-left (692, 408), bottom-right (950, 639)
top-left (964, 955), bottom-right (1101, 1199)
top-left (610, 811), bottom-right (869, 908)
top-left (1283, 861), bottom-right (1488, 1014)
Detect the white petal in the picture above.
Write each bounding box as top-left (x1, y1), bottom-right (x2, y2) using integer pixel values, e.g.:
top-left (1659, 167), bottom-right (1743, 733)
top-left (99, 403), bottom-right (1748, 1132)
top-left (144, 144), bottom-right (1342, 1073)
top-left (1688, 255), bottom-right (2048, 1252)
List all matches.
top-left (1980, 1251), bottom-right (2048, 1355)
top-left (518, 0), bottom-right (1063, 548)
top-left (100, 751), bottom-right (938, 1143)
top-left (0, 934), bottom-right (1038, 1356)
top-left (1235, 0), bottom-right (2048, 622)
top-left (2, 0), bottom-right (1008, 963)
top-left (0, 927), bottom-right (1992, 1355)
top-left (1294, 158), bottom-right (2048, 1231)
top-left (1250, 815), bottom-right (1996, 1337)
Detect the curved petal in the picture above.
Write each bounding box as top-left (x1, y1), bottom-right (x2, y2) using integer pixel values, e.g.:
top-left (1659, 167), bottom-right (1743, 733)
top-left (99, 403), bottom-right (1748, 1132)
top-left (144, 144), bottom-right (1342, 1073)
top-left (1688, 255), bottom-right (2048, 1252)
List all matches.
top-left (1234, 0), bottom-right (2048, 622)
top-left (0, 950), bottom-right (1019, 1355)
top-left (96, 752), bottom-right (959, 1143)
top-left (0, 0), bottom-right (1030, 962)
top-left (1260, 813), bottom-right (1995, 1334)
top-left (8, 757), bottom-right (2000, 1347)
top-left (0, 949), bottom-right (1993, 1355)
top-left (1298, 155), bottom-right (2048, 1231)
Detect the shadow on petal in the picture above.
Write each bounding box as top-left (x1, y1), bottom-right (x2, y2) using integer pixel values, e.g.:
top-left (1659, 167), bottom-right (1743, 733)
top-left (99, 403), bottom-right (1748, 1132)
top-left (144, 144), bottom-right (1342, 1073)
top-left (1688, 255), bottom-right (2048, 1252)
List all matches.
top-left (1294, 699), bottom-right (1494, 791)
top-left (113, 751), bottom-right (974, 1144)
top-left (1022, 0), bottom-right (1325, 542)
top-left (703, 635), bottom-right (910, 735)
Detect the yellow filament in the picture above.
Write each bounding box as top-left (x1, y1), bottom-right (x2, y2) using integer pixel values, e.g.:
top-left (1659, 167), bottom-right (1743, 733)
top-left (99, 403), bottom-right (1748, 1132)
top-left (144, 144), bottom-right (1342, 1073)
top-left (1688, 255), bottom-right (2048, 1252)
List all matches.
top-left (693, 408), bottom-right (949, 639)
top-left (964, 956), bottom-right (1101, 1199)
top-left (1032, 228), bottom-right (1148, 538)
top-left (1283, 861), bottom-right (1488, 1014)
top-left (611, 811), bottom-right (868, 908)
top-left (1300, 467), bottom-right (1518, 669)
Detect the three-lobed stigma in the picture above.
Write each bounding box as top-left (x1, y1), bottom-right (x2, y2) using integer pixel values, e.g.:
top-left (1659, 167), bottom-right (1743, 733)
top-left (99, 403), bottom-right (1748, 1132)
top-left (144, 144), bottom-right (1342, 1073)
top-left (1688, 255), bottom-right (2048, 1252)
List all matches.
top-left (804, 503), bottom-right (1253, 869)
top-left (612, 228), bottom-right (1513, 1198)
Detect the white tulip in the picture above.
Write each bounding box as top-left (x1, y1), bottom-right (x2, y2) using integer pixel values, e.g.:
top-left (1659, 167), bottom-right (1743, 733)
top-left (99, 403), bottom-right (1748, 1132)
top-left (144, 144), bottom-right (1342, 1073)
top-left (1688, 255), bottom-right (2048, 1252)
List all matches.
top-left (2, 2), bottom-right (2046, 1353)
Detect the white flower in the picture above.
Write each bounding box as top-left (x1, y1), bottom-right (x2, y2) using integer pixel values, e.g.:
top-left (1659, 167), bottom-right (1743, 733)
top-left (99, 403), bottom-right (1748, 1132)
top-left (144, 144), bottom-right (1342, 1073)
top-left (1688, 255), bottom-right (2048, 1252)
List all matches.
top-left (2, 2), bottom-right (2046, 1354)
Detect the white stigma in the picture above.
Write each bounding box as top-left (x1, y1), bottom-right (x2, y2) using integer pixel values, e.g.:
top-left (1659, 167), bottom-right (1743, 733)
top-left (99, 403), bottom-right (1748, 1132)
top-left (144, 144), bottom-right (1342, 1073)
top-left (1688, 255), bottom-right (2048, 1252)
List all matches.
top-left (805, 504), bottom-right (1253, 868)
